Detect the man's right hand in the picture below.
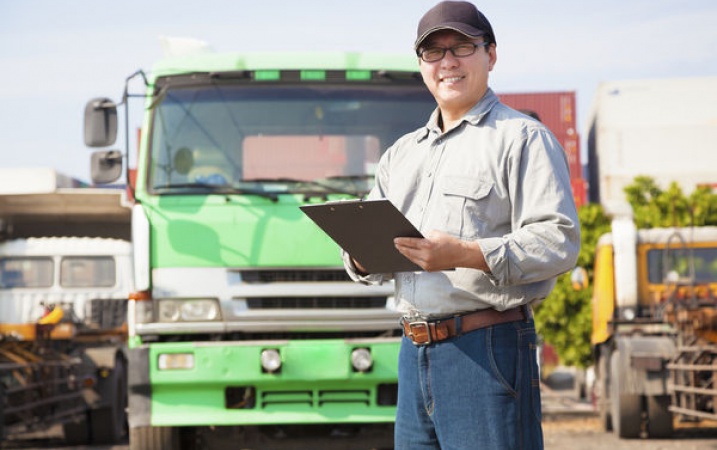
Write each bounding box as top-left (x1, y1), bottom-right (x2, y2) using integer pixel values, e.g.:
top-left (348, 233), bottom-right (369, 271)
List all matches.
top-left (352, 257), bottom-right (369, 275)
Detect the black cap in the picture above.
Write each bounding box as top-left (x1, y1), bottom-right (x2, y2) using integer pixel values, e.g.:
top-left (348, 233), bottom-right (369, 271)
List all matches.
top-left (415, 1), bottom-right (496, 51)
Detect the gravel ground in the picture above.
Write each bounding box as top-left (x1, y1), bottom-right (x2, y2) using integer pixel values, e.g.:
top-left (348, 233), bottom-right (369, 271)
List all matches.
top-left (544, 416), bottom-right (717, 450)
top-left (6, 418), bottom-right (717, 450)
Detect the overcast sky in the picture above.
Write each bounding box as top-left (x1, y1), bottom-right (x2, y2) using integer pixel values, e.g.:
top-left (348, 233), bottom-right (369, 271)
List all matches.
top-left (1, 0), bottom-right (716, 182)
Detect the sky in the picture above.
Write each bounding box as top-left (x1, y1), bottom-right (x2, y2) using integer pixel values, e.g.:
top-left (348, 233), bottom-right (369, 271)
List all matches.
top-left (1, 0), bottom-right (716, 183)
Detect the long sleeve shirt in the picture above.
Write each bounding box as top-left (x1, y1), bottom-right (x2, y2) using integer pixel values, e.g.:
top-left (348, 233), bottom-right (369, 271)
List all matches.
top-left (343, 88), bottom-right (580, 318)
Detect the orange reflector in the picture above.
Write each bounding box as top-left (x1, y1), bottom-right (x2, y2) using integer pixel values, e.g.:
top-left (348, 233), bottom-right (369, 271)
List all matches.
top-left (129, 290), bottom-right (152, 301)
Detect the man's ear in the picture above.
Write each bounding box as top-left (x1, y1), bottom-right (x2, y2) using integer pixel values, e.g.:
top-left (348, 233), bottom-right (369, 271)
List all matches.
top-left (488, 45), bottom-right (497, 71)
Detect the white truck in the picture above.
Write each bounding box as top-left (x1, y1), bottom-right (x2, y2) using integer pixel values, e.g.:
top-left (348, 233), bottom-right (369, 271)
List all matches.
top-left (0, 168), bottom-right (132, 444)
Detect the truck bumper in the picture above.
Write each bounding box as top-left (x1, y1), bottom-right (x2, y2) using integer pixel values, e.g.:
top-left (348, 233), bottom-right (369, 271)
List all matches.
top-left (128, 338), bottom-right (399, 427)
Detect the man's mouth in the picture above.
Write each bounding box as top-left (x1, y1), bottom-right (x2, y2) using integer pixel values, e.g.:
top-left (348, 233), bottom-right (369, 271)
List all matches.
top-left (441, 75), bottom-right (465, 84)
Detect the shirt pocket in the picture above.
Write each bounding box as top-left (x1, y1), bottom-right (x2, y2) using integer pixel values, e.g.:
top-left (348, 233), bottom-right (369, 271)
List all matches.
top-left (440, 176), bottom-right (493, 239)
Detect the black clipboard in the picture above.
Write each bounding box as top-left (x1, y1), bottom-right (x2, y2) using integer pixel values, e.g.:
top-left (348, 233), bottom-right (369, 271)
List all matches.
top-left (300, 199), bottom-right (423, 273)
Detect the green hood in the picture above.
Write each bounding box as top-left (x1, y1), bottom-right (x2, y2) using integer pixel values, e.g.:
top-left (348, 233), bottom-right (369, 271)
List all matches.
top-left (145, 194), bottom-right (347, 268)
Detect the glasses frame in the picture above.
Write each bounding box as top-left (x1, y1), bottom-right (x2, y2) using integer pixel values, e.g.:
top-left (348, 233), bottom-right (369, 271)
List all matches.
top-left (417, 42), bottom-right (489, 63)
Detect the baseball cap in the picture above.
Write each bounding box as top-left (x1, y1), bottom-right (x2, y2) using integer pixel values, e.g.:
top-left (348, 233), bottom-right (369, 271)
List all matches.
top-left (415, 1), bottom-right (496, 51)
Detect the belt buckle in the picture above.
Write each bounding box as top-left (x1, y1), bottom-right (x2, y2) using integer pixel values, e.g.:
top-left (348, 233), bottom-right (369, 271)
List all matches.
top-left (407, 320), bottom-right (431, 345)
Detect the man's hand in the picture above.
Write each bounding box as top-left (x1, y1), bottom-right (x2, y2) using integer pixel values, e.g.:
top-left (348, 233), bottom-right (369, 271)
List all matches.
top-left (351, 257), bottom-right (368, 275)
top-left (394, 230), bottom-right (490, 272)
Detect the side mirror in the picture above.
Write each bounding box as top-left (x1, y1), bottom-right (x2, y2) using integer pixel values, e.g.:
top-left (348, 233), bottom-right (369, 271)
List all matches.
top-left (571, 267), bottom-right (589, 291)
top-left (84, 97), bottom-right (118, 147)
top-left (91, 150), bottom-right (123, 184)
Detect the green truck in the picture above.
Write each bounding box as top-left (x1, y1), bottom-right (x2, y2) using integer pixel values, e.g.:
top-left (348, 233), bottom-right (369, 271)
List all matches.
top-left (84, 51), bottom-right (436, 449)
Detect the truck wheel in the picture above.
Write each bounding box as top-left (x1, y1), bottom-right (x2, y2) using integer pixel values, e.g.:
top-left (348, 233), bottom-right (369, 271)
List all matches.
top-left (91, 356), bottom-right (128, 444)
top-left (647, 395), bottom-right (674, 438)
top-left (610, 350), bottom-right (642, 438)
top-left (130, 426), bottom-right (180, 450)
top-left (598, 352), bottom-right (613, 431)
top-left (63, 413), bottom-right (91, 445)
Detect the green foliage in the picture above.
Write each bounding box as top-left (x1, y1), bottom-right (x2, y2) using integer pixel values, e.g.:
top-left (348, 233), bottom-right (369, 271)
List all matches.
top-left (534, 203), bottom-right (610, 368)
top-left (625, 176), bottom-right (717, 228)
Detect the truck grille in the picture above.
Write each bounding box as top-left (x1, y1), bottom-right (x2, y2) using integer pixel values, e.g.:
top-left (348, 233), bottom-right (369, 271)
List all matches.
top-left (239, 269), bottom-right (388, 310)
top-left (88, 298), bottom-right (127, 329)
top-left (262, 389), bottom-right (370, 407)
top-left (246, 296), bottom-right (386, 309)
top-left (225, 384), bottom-right (398, 409)
top-left (239, 269), bottom-right (352, 283)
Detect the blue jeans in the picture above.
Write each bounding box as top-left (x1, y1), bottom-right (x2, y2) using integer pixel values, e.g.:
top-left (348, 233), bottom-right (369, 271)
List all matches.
top-left (394, 318), bottom-right (543, 450)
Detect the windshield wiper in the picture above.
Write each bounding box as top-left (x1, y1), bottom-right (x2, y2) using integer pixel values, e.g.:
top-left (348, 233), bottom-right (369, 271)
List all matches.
top-left (321, 174), bottom-right (374, 196)
top-left (242, 178), bottom-right (357, 196)
top-left (151, 183), bottom-right (279, 201)
top-left (324, 174), bottom-right (375, 181)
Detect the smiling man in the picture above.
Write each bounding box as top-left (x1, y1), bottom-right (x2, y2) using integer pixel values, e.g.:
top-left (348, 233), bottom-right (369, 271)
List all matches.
top-left (342, 2), bottom-right (580, 449)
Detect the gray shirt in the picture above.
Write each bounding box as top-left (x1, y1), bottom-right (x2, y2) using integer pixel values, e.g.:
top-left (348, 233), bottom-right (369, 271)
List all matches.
top-left (343, 89), bottom-right (580, 318)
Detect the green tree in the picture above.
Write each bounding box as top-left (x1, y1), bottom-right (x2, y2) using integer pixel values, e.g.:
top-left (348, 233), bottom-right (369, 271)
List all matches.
top-left (534, 176), bottom-right (717, 368)
top-left (534, 203), bottom-right (609, 368)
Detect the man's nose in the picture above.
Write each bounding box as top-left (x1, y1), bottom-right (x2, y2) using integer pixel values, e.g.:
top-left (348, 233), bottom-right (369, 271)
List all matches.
top-left (441, 50), bottom-right (460, 68)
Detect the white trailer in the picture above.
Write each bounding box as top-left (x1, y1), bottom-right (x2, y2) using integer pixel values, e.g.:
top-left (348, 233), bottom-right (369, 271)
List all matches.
top-left (586, 76), bottom-right (717, 209)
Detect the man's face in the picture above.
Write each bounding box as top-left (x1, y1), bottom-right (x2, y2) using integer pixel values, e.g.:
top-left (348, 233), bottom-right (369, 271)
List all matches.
top-left (418, 30), bottom-right (496, 119)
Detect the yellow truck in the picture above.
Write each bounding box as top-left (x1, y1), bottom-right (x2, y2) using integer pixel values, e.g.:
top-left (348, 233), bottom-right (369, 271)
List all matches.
top-left (583, 76), bottom-right (717, 439)
top-left (588, 214), bottom-right (717, 438)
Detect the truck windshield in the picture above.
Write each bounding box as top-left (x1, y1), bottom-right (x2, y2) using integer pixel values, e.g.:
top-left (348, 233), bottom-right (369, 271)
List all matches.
top-left (147, 83), bottom-right (435, 196)
top-left (0, 257), bottom-right (53, 289)
top-left (60, 256), bottom-right (116, 288)
top-left (647, 247), bottom-right (717, 284)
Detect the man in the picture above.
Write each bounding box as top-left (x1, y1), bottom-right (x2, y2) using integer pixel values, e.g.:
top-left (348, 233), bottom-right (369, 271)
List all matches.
top-left (343, 1), bottom-right (580, 449)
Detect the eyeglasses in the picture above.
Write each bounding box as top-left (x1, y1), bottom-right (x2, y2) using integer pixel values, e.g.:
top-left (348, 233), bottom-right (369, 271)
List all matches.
top-left (417, 42), bottom-right (489, 63)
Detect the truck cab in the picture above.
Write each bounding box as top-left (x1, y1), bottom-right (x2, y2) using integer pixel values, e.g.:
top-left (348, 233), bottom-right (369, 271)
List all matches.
top-left (84, 51), bottom-right (439, 449)
top-left (0, 236), bottom-right (133, 335)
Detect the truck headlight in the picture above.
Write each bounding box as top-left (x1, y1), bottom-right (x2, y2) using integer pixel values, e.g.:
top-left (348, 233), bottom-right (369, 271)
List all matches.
top-left (351, 348), bottom-right (373, 372)
top-left (157, 299), bottom-right (221, 322)
top-left (622, 307), bottom-right (636, 321)
top-left (133, 299), bottom-right (154, 325)
top-left (261, 349), bottom-right (282, 373)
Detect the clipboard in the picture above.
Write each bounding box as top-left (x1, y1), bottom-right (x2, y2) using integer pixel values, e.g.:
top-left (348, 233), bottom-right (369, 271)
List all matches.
top-left (300, 199), bottom-right (424, 273)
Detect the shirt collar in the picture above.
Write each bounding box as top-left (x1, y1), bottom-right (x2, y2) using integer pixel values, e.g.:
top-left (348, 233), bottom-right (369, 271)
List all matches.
top-left (416, 88), bottom-right (499, 143)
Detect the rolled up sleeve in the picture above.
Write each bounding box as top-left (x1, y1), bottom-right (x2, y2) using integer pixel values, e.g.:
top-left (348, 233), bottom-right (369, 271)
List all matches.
top-left (479, 127), bottom-right (580, 287)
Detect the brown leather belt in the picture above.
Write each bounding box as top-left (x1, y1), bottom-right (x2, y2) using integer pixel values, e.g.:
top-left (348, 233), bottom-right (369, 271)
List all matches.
top-left (401, 306), bottom-right (528, 345)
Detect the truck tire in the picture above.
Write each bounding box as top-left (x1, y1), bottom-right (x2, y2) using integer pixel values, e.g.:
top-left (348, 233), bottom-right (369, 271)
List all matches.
top-left (647, 394), bottom-right (674, 438)
top-left (91, 356), bottom-right (128, 444)
top-left (598, 351), bottom-right (613, 431)
top-left (63, 413), bottom-right (91, 445)
top-left (610, 350), bottom-right (642, 438)
top-left (130, 426), bottom-right (180, 450)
